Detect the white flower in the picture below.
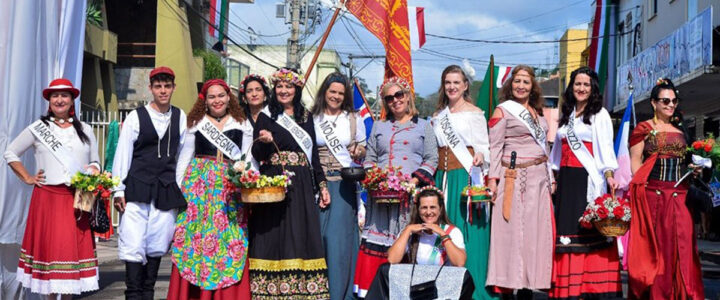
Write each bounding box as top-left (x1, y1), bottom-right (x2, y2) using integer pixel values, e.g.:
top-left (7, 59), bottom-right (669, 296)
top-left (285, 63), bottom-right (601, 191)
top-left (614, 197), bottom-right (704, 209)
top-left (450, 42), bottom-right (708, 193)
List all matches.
top-left (233, 161), bottom-right (247, 172)
top-left (559, 236), bottom-right (571, 245)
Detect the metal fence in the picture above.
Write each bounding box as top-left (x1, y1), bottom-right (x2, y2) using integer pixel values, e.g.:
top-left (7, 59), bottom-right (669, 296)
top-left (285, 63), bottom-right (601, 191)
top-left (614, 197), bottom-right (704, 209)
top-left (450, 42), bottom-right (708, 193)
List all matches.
top-left (81, 109), bottom-right (130, 227)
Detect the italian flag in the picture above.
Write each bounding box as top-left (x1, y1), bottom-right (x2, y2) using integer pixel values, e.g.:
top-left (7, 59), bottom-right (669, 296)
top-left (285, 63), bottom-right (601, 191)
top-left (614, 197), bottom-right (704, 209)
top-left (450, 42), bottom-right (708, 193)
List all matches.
top-left (589, 0), bottom-right (610, 92)
top-left (408, 6), bottom-right (426, 50)
top-left (476, 56), bottom-right (512, 120)
top-left (208, 0), bottom-right (227, 39)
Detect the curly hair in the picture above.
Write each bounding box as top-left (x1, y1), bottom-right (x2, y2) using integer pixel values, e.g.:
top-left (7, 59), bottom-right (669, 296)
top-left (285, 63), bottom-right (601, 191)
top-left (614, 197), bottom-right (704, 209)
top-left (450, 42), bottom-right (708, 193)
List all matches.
top-left (498, 65), bottom-right (545, 116)
top-left (268, 74), bottom-right (307, 121)
top-left (187, 85), bottom-right (245, 127)
top-left (435, 65), bottom-right (473, 113)
top-left (404, 189), bottom-right (453, 264)
top-left (559, 67), bottom-right (603, 127)
top-left (311, 72), bottom-right (354, 116)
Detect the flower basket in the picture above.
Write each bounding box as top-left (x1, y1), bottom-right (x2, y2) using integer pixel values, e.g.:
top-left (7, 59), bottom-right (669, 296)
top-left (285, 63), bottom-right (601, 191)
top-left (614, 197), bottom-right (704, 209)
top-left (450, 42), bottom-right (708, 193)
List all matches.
top-left (70, 171), bottom-right (119, 212)
top-left (461, 186), bottom-right (492, 203)
top-left (369, 189), bottom-right (408, 204)
top-left (593, 218), bottom-right (629, 237)
top-left (240, 186), bottom-right (286, 203)
top-left (228, 139), bottom-right (293, 204)
top-left (579, 189), bottom-right (631, 237)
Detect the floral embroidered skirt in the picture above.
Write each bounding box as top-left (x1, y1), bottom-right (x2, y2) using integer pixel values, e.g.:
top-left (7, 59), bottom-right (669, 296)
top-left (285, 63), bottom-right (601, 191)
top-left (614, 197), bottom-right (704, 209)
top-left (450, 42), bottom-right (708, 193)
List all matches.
top-left (170, 156), bottom-right (249, 293)
top-left (17, 185), bottom-right (98, 295)
top-left (248, 163), bottom-right (329, 299)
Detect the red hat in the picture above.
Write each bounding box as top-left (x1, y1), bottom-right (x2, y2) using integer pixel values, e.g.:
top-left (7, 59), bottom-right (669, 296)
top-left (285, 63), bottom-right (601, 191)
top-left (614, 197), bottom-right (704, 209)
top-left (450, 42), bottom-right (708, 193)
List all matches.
top-left (149, 66), bottom-right (175, 79)
top-left (42, 78), bottom-right (80, 100)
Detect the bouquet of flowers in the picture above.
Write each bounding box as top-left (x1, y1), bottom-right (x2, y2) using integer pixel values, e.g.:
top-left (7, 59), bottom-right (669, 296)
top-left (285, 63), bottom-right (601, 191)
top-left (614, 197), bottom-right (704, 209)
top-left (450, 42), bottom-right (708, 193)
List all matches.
top-left (579, 193), bottom-right (631, 237)
top-left (688, 136), bottom-right (720, 170)
top-left (227, 156), bottom-right (294, 203)
top-left (70, 171), bottom-right (120, 212)
top-left (361, 165), bottom-right (415, 204)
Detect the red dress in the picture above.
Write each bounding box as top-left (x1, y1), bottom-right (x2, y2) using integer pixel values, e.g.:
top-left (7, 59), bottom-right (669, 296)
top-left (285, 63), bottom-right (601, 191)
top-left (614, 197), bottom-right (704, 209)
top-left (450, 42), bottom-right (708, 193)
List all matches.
top-left (627, 121), bottom-right (704, 299)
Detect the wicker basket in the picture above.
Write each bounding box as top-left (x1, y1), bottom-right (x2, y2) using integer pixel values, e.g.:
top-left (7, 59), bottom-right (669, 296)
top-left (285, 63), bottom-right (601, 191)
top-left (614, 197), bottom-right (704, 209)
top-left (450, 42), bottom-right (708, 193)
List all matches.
top-left (370, 189), bottom-right (408, 204)
top-left (73, 190), bottom-right (96, 212)
top-left (593, 219), bottom-right (629, 237)
top-left (240, 186), bottom-right (286, 203)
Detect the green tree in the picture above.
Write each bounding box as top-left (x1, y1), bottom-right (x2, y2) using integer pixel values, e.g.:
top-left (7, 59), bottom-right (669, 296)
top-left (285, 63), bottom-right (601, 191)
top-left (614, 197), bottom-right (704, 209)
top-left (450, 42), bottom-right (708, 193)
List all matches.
top-left (193, 49), bottom-right (227, 81)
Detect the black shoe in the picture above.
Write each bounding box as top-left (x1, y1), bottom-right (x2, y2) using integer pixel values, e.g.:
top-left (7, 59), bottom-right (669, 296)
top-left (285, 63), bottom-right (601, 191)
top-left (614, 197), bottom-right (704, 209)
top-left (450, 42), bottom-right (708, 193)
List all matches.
top-left (142, 256), bottom-right (162, 300)
top-left (125, 262), bottom-right (145, 300)
top-left (516, 288), bottom-right (534, 300)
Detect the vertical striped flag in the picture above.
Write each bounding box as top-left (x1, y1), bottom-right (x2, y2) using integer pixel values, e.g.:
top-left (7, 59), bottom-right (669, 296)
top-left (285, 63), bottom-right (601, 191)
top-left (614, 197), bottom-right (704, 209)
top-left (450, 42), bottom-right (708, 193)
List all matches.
top-left (589, 0), bottom-right (610, 92)
top-left (208, 0), bottom-right (227, 39)
top-left (476, 55), bottom-right (512, 120)
top-left (408, 6), bottom-right (426, 50)
top-left (614, 93), bottom-right (634, 191)
top-left (353, 81), bottom-right (374, 139)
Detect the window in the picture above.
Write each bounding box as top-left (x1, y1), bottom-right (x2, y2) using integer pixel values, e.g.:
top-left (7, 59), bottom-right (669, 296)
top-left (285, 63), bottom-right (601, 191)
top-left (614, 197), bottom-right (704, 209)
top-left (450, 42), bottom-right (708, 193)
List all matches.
top-left (648, 0), bottom-right (658, 19)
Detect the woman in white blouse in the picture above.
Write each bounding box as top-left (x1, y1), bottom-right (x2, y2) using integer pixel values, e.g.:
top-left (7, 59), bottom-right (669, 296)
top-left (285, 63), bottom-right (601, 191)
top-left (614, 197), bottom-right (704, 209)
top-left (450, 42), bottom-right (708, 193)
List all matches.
top-left (3, 79), bottom-right (101, 297)
top-left (548, 67), bottom-right (621, 299)
top-left (431, 65), bottom-right (492, 299)
top-left (310, 72), bottom-right (366, 300)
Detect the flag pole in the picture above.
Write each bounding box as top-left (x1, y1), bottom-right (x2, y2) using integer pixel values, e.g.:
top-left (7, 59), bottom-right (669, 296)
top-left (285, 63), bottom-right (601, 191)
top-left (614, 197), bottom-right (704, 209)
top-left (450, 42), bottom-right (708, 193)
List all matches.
top-left (303, 0), bottom-right (345, 88)
top-left (353, 78), bottom-right (376, 121)
top-left (489, 55), bottom-right (495, 113)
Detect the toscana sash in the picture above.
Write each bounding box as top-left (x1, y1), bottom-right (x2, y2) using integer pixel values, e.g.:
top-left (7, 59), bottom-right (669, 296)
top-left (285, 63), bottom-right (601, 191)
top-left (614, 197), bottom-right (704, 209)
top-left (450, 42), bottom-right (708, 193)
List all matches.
top-left (315, 114), bottom-right (353, 167)
top-left (498, 101), bottom-right (548, 155)
top-left (432, 107), bottom-right (473, 173)
top-left (273, 112), bottom-right (314, 163)
top-left (28, 120), bottom-right (83, 182)
top-left (565, 109), bottom-right (605, 203)
top-left (197, 116), bottom-right (242, 160)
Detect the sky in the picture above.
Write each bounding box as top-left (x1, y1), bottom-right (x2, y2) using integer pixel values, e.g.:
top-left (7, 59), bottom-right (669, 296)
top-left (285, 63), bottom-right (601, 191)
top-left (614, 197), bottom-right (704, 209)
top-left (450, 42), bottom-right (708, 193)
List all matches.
top-left (227, 0), bottom-right (593, 97)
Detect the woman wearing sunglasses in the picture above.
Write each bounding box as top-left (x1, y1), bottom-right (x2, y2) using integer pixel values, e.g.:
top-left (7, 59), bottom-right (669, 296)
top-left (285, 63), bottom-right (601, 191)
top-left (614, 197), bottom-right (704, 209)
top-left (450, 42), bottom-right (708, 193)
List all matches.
top-left (353, 76), bottom-right (438, 298)
top-left (627, 78), bottom-right (704, 299)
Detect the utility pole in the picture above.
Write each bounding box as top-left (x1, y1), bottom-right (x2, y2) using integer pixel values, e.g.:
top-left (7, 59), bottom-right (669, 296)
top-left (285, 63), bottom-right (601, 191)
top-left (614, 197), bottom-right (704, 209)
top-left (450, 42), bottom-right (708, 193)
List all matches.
top-left (287, 0), bottom-right (302, 69)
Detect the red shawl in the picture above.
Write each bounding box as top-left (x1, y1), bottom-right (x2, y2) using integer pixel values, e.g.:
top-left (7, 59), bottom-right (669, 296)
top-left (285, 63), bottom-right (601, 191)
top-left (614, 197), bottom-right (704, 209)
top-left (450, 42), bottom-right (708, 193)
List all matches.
top-left (627, 121), bottom-right (663, 299)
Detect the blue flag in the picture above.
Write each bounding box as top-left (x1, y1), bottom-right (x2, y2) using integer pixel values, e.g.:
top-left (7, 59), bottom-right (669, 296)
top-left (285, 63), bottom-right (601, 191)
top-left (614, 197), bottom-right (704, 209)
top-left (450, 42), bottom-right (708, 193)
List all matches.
top-left (353, 83), bottom-right (373, 139)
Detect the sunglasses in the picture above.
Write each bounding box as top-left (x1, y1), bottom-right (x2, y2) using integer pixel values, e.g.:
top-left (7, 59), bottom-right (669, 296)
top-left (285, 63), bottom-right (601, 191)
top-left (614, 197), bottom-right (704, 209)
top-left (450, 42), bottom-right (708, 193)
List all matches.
top-left (654, 97), bottom-right (678, 105)
top-left (383, 90), bottom-right (405, 103)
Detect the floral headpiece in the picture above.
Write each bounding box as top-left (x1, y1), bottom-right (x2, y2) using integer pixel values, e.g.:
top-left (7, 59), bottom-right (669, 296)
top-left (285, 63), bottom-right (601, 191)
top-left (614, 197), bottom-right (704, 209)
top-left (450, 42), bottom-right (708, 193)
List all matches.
top-left (656, 78), bottom-right (669, 86)
top-left (239, 74), bottom-right (267, 94)
top-left (270, 68), bottom-right (304, 87)
top-left (412, 185), bottom-right (444, 202)
top-left (380, 76), bottom-right (411, 95)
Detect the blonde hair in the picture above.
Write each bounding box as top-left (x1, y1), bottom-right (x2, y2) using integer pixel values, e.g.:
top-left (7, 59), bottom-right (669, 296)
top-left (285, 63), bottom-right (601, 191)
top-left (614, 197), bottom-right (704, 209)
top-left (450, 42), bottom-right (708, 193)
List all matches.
top-left (380, 82), bottom-right (418, 121)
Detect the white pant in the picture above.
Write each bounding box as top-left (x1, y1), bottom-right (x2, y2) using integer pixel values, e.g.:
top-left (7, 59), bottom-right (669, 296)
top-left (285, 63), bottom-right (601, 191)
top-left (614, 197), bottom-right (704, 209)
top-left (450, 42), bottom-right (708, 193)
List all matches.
top-left (118, 201), bottom-right (177, 264)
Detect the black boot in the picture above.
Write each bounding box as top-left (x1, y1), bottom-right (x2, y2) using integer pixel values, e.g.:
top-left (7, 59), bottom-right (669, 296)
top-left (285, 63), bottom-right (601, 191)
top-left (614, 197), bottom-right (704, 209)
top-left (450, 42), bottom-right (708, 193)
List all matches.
top-left (142, 256), bottom-right (162, 300)
top-left (516, 288), bottom-right (534, 300)
top-left (125, 262), bottom-right (145, 300)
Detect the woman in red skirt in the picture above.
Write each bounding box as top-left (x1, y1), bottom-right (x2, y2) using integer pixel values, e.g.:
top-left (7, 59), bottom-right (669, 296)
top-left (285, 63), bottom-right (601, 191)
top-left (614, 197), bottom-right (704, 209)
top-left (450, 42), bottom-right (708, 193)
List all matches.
top-left (547, 67), bottom-right (623, 299)
top-left (627, 78), bottom-right (704, 299)
top-left (3, 79), bottom-right (101, 297)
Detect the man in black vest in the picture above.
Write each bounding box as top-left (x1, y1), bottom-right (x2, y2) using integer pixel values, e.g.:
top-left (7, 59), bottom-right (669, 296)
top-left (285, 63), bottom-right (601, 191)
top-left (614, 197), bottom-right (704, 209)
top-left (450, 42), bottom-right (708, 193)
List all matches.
top-left (111, 66), bottom-right (187, 300)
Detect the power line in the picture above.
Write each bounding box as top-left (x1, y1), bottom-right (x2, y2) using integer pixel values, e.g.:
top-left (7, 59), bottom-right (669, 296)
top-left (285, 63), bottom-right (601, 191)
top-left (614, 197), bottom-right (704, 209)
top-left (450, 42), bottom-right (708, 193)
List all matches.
top-left (425, 30), bottom-right (632, 44)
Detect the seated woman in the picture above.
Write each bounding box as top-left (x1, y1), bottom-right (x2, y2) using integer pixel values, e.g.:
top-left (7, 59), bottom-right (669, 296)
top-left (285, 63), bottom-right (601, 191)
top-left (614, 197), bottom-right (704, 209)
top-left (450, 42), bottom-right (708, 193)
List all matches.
top-left (388, 186), bottom-right (466, 266)
top-left (367, 187), bottom-right (474, 299)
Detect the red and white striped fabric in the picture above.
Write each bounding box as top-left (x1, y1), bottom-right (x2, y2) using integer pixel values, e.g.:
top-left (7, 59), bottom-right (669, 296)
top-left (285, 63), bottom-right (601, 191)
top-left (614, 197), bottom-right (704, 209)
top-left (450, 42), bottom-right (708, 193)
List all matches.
top-left (408, 6), bottom-right (426, 50)
top-left (495, 65), bottom-right (512, 88)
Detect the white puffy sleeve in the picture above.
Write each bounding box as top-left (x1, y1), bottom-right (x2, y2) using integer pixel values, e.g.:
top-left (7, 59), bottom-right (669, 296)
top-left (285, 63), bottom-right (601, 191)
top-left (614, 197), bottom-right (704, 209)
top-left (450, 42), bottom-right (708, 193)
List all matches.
top-left (592, 108), bottom-right (618, 173)
top-left (469, 112), bottom-right (490, 170)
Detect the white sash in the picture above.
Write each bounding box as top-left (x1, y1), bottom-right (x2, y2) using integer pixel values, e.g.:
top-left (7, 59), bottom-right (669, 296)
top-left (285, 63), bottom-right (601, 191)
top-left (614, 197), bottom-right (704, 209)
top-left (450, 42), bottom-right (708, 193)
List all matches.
top-left (274, 112), bottom-right (314, 163)
top-left (196, 117), bottom-right (243, 160)
top-left (28, 120), bottom-right (84, 183)
top-left (498, 101), bottom-right (547, 155)
top-left (315, 114), bottom-right (353, 167)
top-left (432, 107), bottom-right (473, 173)
top-left (565, 109), bottom-right (605, 203)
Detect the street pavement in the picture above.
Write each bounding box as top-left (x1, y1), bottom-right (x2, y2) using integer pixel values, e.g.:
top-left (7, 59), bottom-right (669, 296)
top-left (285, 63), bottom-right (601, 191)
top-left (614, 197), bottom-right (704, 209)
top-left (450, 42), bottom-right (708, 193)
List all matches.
top-left (77, 236), bottom-right (720, 299)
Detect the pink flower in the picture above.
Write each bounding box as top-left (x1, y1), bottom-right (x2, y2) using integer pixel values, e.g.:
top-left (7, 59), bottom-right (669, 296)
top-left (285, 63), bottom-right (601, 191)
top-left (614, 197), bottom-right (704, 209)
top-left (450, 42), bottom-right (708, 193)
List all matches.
top-left (202, 234), bottom-right (219, 257)
top-left (173, 228), bottom-right (186, 248)
top-left (228, 239), bottom-right (246, 261)
top-left (181, 267), bottom-right (196, 283)
top-left (191, 232), bottom-right (202, 253)
top-left (214, 211), bottom-right (229, 232)
top-left (217, 257), bottom-right (227, 272)
top-left (186, 203), bottom-right (198, 221)
top-left (218, 277), bottom-right (235, 288)
top-left (200, 262), bottom-right (211, 280)
top-left (191, 180), bottom-right (206, 195)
